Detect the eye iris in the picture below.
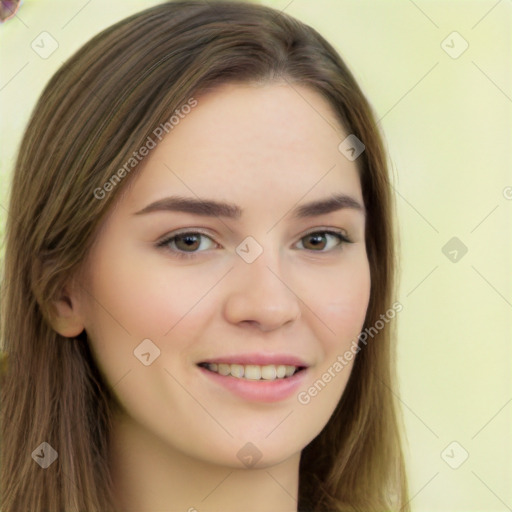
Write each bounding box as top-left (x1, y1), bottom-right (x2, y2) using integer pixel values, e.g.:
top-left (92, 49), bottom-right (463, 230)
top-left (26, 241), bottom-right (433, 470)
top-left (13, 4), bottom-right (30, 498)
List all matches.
top-left (305, 233), bottom-right (326, 250)
top-left (176, 234), bottom-right (200, 251)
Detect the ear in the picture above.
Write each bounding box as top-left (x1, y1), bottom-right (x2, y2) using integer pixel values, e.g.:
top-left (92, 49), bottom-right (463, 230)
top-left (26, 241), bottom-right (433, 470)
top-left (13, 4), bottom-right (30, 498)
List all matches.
top-left (50, 279), bottom-right (85, 338)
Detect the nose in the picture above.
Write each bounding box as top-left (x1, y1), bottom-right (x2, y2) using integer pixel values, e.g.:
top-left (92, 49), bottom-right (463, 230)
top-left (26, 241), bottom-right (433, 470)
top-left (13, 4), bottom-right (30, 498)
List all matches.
top-left (222, 246), bottom-right (301, 332)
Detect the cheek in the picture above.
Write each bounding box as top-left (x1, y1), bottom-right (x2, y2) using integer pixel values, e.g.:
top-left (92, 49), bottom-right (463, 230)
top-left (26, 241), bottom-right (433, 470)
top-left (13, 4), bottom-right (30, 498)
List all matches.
top-left (80, 244), bottom-right (229, 390)
top-left (306, 255), bottom-right (371, 351)
top-left (292, 259), bottom-right (370, 434)
top-left (84, 242), bottom-right (225, 340)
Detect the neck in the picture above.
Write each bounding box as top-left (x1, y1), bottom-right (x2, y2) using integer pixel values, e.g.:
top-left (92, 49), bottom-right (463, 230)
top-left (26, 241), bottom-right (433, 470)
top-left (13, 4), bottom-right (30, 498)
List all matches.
top-left (108, 411), bottom-right (300, 512)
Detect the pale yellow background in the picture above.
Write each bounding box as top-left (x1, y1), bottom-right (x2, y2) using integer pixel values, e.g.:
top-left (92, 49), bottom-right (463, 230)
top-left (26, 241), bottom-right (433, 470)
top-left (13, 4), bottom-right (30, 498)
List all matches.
top-left (0, 1), bottom-right (511, 510)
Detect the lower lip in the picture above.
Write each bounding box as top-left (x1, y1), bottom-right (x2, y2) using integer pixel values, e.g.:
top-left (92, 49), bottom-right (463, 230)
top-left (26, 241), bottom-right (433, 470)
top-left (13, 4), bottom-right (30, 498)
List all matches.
top-left (197, 366), bottom-right (308, 403)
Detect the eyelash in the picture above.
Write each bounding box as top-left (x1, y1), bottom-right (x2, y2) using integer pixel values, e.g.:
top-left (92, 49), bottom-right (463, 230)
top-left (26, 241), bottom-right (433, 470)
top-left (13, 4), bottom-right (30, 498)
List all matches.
top-left (156, 229), bottom-right (353, 260)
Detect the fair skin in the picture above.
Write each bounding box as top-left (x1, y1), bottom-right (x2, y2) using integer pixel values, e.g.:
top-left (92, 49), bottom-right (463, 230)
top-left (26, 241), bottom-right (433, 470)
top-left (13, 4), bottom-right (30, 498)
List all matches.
top-left (53, 82), bottom-right (370, 512)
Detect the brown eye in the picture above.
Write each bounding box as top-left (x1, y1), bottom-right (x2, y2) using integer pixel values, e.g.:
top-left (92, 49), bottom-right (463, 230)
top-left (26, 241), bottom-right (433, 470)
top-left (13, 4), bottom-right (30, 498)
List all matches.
top-left (174, 233), bottom-right (202, 252)
top-left (157, 231), bottom-right (218, 260)
top-left (297, 230), bottom-right (351, 252)
top-left (303, 233), bottom-right (328, 250)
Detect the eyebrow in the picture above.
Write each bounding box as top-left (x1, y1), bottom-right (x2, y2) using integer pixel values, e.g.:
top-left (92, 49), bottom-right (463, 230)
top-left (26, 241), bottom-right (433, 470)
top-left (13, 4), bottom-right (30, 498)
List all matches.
top-left (133, 193), bottom-right (364, 219)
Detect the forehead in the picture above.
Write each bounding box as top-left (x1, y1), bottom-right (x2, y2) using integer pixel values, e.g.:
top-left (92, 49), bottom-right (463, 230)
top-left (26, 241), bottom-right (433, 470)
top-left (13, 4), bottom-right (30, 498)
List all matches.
top-left (122, 82), bottom-right (363, 212)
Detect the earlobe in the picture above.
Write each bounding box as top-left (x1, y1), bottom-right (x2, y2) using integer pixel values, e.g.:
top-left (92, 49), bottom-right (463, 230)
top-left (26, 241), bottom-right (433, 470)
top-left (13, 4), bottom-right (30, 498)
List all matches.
top-left (50, 285), bottom-right (85, 338)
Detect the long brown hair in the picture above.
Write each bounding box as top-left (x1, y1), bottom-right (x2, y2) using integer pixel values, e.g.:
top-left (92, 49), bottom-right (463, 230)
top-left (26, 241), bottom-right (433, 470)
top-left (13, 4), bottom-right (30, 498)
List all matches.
top-left (0, 1), bottom-right (409, 510)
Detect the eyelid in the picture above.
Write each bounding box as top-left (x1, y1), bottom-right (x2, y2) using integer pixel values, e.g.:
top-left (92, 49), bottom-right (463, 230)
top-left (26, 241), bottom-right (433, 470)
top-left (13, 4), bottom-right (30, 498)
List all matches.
top-left (157, 226), bottom-right (351, 242)
top-left (301, 226), bottom-right (350, 239)
top-left (155, 228), bottom-right (219, 250)
top-left (156, 227), bottom-right (215, 242)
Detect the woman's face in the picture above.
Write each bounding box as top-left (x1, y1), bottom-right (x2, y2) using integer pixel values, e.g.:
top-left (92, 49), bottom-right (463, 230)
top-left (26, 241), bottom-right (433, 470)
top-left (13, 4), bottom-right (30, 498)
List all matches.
top-left (75, 82), bottom-right (370, 469)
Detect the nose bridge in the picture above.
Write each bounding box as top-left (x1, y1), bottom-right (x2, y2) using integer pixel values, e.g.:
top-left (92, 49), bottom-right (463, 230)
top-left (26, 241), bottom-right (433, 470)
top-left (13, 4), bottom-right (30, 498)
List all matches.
top-left (222, 234), bottom-right (301, 330)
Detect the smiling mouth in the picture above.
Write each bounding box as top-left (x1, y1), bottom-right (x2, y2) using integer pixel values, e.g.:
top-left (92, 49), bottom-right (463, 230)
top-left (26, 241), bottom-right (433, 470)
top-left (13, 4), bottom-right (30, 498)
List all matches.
top-left (197, 362), bottom-right (306, 381)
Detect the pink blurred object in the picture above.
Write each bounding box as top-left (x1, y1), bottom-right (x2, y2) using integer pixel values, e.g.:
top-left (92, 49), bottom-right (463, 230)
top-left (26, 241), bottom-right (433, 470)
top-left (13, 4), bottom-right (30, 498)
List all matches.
top-left (0, 0), bottom-right (22, 22)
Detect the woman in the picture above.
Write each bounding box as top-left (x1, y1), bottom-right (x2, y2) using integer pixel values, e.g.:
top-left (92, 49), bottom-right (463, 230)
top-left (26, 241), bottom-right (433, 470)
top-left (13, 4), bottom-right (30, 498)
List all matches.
top-left (0, 1), bottom-right (409, 510)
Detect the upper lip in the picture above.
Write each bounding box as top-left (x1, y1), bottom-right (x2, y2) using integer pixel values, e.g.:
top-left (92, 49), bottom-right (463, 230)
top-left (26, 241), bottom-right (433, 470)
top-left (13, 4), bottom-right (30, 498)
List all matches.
top-left (198, 353), bottom-right (309, 367)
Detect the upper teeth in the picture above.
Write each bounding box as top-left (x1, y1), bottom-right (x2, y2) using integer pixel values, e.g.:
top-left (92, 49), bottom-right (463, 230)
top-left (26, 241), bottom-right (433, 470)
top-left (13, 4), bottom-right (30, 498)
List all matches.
top-left (204, 363), bottom-right (298, 380)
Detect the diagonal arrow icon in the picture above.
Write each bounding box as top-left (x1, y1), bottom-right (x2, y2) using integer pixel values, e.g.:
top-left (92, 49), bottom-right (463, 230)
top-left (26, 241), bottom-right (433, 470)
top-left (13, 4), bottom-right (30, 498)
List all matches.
top-left (441, 440), bottom-right (469, 469)
top-left (134, 339), bottom-right (161, 366)
top-left (441, 31), bottom-right (468, 59)
top-left (338, 134), bottom-right (365, 161)
top-left (442, 237), bottom-right (467, 263)
top-left (236, 441), bottom-right (263, 467)
top-left (31, 442), bottom-right (58, 468)
top-left (236, 236), bottom-right (263, 263)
